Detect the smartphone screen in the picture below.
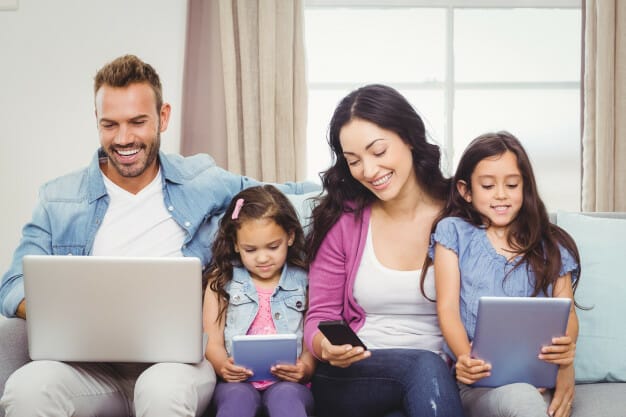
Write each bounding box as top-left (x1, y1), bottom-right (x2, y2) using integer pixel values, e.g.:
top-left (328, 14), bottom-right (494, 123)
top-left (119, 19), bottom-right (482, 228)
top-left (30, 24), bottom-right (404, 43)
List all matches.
top-left (318, 320), bottom-right (367, 350)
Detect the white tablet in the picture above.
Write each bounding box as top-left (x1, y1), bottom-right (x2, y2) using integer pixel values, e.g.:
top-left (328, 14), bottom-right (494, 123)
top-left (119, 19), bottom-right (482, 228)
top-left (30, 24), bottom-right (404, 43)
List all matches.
top-left (470, 296), bottom-right (571, 388)
top-left (231, 334), bottom-right (298, 382)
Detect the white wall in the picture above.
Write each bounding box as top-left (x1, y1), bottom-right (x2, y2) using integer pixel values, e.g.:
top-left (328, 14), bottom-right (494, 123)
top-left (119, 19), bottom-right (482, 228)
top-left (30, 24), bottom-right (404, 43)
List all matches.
top-left (0, 0), bottom-right (188, 272)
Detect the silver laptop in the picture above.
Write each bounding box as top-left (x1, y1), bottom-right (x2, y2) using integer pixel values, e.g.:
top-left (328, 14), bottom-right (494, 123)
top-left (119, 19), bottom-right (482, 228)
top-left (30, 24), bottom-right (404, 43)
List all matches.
top-left (23, 255), bottom-right (203, 363)
top-left (471, 296), bottom-right (571, 388)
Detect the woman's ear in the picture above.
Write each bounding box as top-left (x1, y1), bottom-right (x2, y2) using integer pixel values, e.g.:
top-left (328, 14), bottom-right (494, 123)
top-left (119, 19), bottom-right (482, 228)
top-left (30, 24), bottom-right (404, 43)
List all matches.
top-left (456, 180), bottom-right (472, 203)
top-left (287, 231), bottom-right (295, 247)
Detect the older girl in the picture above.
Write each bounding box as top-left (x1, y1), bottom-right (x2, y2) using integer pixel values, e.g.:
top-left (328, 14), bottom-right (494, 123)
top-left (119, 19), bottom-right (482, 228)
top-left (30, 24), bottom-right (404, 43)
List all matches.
top-left (430, 132), bottom-right (580, 417)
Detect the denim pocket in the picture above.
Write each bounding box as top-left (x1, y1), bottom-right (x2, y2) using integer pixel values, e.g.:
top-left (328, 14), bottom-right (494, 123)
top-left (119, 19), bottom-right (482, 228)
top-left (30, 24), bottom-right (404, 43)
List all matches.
top-left (284, 294), bottom-right (307, 312)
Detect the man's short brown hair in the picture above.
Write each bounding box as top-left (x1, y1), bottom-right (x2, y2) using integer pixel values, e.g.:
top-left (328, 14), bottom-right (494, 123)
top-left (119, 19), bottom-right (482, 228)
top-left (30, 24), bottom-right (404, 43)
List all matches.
top-left (94, 55), bottom-right (163, 113)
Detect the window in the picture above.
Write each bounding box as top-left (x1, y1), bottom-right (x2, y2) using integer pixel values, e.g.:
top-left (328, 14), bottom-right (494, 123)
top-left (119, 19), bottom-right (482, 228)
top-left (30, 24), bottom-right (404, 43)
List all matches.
top-left (304, 0), bottom-right (582, 211)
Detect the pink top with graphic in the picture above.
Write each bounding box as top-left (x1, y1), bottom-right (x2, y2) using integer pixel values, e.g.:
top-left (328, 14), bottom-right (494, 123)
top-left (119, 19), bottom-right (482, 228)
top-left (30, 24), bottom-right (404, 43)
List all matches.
top-left (247, 285), bottom-right (276, 390)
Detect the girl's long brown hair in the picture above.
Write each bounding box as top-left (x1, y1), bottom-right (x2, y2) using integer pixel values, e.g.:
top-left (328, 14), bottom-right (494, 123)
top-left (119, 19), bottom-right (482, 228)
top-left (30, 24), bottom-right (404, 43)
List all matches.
top-left (205, 185), bottom-right (307, 322)
top-left (420, 131), bottom-right (581, 300)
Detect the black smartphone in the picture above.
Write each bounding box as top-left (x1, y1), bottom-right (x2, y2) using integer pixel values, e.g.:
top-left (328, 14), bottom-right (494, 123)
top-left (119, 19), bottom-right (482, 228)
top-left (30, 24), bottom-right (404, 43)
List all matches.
top-left (318, 320), bottom-right (367, 350)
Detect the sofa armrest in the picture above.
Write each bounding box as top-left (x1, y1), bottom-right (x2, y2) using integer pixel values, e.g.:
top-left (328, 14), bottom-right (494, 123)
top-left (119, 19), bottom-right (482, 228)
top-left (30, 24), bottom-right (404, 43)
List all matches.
top-left (0, 317), bottom-right (30, 408)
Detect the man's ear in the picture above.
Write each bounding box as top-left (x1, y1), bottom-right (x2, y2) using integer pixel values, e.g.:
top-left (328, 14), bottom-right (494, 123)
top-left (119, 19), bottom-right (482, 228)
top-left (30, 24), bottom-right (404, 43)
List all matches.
top-left (457, 180), bottom-right (472, 203)
top-left (159, 103), bottom-right (172, 132)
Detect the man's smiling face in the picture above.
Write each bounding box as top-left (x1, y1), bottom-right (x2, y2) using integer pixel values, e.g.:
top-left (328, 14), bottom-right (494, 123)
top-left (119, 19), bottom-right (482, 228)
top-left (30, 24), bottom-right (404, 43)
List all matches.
top-left (95, 82), bottom-right (170, 193)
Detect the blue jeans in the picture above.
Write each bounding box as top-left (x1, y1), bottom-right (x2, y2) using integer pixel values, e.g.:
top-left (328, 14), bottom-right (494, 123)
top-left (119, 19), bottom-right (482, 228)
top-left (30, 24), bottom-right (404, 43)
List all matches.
top-left (312, 349), bottom-right (465, 417)
top-left (211, 381), bottom-right (314, 417)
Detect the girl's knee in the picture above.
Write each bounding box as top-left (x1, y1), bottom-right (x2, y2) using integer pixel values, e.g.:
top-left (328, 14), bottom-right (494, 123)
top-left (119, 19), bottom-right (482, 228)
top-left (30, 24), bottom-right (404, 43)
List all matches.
top-left (214, 381), bottom-right (259, 400)
top-left (212, 383), bottom-right (261, 417)
top-left (487, 383), bottom-right (547, 417)
top-left (265, 381), bottom-right (303, 397)
top-left (263, 382), bottom-right (313, 417)
top-left (496, 382), bottom-right (544, 402)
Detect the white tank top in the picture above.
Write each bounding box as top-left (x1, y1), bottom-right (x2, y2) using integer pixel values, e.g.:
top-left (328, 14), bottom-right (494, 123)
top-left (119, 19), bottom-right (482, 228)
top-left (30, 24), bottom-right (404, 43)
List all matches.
top-left (353, 221), bottom-right (443, 352)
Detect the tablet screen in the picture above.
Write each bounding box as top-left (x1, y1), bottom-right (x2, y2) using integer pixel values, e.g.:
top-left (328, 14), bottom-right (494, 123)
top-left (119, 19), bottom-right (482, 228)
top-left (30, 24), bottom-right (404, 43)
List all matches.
top-left (470, 296), bottom-right (571, 388)
top-left (232, 334), bottom-right (298, 382)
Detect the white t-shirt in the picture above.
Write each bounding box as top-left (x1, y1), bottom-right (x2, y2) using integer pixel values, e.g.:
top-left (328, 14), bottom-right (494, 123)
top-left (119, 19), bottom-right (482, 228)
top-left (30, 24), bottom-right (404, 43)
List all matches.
top-left (353, 221), bottom-right (443, 352)
top-left (92, 170), bottom-right (186, 257)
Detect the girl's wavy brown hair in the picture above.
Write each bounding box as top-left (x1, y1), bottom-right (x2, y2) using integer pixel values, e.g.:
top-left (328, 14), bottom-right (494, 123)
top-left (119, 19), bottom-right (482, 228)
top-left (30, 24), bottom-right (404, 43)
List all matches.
top-left (420, 131), bottom-right (581, 300)
top-left (205, 185), bottom-right (307, 323)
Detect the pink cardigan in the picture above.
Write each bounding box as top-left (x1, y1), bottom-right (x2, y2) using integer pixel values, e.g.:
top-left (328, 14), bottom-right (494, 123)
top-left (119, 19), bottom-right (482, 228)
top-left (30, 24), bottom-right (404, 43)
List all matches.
top-left (303, 205), bottom-right (371, 357)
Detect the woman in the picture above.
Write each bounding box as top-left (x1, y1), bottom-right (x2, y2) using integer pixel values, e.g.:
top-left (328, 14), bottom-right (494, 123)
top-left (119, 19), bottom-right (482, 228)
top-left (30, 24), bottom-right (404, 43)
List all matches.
top-left (304, 84), bottom-right (465, 417)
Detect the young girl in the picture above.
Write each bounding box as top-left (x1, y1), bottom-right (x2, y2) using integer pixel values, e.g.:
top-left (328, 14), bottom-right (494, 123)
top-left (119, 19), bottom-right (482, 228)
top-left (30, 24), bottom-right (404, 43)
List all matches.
top-left (203, 185), bottom-right (315, 417)
top-left (428, 132), bottom-right (581, 417)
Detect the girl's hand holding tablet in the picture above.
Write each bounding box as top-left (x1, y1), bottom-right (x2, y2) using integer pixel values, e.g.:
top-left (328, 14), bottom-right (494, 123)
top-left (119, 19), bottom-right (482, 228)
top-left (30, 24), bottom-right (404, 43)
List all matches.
top-left (539, 335), bottom-right (576, 366)
top-left (272, 358), bottom-right (314, 383)
top-left (219, 357), bottom-right (253, 382)
top-left (454, 353), bottom-right (491, 385)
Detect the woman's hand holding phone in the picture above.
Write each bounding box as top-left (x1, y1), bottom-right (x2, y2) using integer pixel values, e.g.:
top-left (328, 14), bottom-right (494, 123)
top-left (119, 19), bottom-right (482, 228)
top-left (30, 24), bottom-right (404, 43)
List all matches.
top-left (319, 336), bottom-right (370, 368)
top-left (317, 320), bottom-right (370, 368)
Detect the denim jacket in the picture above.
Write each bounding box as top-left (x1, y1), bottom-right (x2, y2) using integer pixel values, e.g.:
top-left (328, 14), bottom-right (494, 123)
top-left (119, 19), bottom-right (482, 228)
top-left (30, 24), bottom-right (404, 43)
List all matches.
top-left (224, 265), bottom-right (308, 357)
top-left (0, 149), bottom-right (315, 317)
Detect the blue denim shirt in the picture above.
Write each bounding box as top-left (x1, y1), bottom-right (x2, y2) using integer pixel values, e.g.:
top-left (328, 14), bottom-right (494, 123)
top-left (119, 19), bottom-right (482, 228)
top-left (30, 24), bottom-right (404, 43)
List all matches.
top-left (223, 264), bottom-right (308, 357)
top-left (0, 149), bottom-right (316, 317)
top-left (430, 216), bottom-right (579, 358)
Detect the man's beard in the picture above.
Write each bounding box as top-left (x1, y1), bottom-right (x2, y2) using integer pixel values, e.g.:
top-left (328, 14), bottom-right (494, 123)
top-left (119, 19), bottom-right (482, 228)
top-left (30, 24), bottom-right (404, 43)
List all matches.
top-left (106, 133), bottom-right (160, 178)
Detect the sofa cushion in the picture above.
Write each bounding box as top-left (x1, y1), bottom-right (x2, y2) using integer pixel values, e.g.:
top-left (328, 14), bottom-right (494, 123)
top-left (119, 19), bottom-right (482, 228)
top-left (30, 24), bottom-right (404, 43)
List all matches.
top-left (556, 211), bottom-right (626, 383)
top-left (571, 382), bottom-right (626, 417)
top-left (287, 191), bottom-right (320, 232)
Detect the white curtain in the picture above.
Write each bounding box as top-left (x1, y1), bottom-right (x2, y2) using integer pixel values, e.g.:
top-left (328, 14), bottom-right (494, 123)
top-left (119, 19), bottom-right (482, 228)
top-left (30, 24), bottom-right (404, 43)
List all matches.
top-left (218, 0), bottom-right (307, 182)
top-left (582, 0), bottom-right (626, 211)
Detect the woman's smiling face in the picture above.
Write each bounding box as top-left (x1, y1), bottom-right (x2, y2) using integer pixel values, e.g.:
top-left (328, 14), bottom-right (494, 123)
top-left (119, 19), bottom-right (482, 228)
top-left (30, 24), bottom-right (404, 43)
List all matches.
top-left (340, 118), bottom-right (417, 202)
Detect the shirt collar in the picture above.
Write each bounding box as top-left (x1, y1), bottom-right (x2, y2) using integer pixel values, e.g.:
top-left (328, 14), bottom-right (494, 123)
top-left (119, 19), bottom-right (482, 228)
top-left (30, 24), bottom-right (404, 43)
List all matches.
top-left (87, 148), bottom-right (172, 203)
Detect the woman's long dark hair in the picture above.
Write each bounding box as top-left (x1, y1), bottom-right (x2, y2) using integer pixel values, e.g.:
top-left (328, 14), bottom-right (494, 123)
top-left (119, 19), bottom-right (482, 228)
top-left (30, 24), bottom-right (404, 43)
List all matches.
top-left (205, 185), bottom-right (307, 322)
top-left (305, 84), bottom-right (450, 262)
top-left (421, 131), bottom-right (581, 299)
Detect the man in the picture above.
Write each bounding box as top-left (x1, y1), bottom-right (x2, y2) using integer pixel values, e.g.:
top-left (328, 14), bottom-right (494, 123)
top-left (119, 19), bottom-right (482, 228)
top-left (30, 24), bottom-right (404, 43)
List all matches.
top-left (0, 55), bottom-right (314, 416)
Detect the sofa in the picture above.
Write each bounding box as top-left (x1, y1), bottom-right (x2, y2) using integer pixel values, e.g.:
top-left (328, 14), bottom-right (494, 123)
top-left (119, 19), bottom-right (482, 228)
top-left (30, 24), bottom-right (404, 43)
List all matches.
top-left (1, 208), bottom-right (625, 417)
top-left (550, 211), bottom-right (626, 417)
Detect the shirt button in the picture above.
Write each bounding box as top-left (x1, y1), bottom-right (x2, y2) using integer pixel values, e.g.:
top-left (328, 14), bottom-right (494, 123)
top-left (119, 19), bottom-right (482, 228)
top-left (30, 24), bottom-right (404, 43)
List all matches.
top-left (274, 312), bottom-right (281, 320)
top-left (234, 295), bottom-right (240, 302)
top-left (296, 301), bottom-right (303, 308)
top-left (184, 221), bottom-right (191, 228)
top-left (168, 206), bottom-right (174, 211)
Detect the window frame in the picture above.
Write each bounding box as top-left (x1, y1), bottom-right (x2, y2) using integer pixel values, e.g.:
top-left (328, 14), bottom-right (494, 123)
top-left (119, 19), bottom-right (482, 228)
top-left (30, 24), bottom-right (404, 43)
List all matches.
top-left (304, 0), bottom-right (582, 178)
